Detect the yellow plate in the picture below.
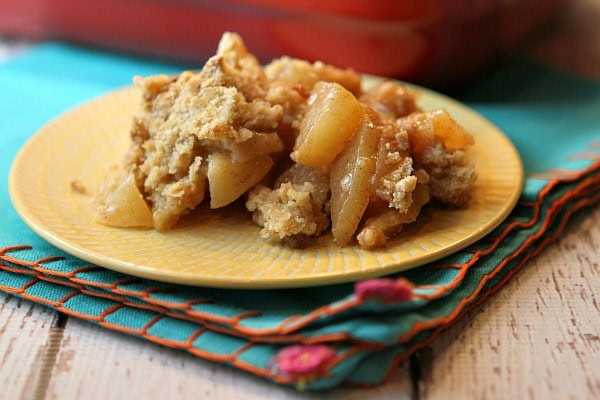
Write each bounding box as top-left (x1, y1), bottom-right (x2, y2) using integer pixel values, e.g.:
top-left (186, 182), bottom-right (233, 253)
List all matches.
top-left (9, 79), bottom-right (523, 288)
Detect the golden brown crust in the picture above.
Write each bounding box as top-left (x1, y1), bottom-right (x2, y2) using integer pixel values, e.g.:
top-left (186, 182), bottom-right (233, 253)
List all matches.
top-left (126, 32), bottom-right (283, 231)
top-left (246, 182), bottom-right (330, 240)
top-left (417, 144), bottom-right (476, 206)
top-left (97, 32), bottom-right (477, 250)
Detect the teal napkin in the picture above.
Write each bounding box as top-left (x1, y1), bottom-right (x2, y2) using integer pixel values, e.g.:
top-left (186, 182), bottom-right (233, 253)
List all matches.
top-left (1, 43), bottom-right (599, 390)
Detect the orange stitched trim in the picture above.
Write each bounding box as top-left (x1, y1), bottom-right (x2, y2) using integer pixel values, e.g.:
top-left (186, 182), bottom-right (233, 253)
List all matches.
top-left (368, 191), bottom-right (600, 389)
top-left (183, 174), bottom-right (600, 343)
top-left (0, 276), bottom-right (40, 295)
top-left (4, 185), bottom-right (597, 388)
top-left (72, 275), bottom-right (140, 289)
top-left (112, 289), bottom-right (209, 309)
top-left (0, 186), bottom-right (533, 334)
top-left (0, 262), bottom-right (266, 336)
top-left (57, 290), bottom-right (80, 305)
top-left (405, 176), bottom-right (563, 302)
top-left (0, 251), bottom-right (101, 279)
top-left (140, 313), bottom-right (165, 334)
top-left (0, 244), bottom-right (66, 270)
top-left (135, 286), bottom-right (172, 297)
top-left (0, 282), bottom-right (26, 294)
top-left (3, 166), bottom-right (596, 391)
top-left (0, 262), bottom-right (210, 326)
top-left (468, 195), bottom-right (599, 312)
top-left (0, 254), bottom-right (66, 269)
top-left (394, 177), bottom-right (599, 345)
top-left (109, 285), bottom-right (259, 326)
top-left (46, 265), bottom-right (105, 277)
top-left (416, 191), bottom-right (594, 357)
top-left (20, 276), bottom-right (40, 292)
top-left (276, 297), bottom-right (363, 335)
top-left (0, 245), bottom-right (32, 254)
top-left (0, 173), bottom-right (569, 338)
top-left (2, 278), bottom-right (355, 385)
top-left (230, 342), bottom-right (257, 360)
top-left (184, 327), bottom-right (207, 347)
top-left (184, 308), bottom-right (263, 326)
top-left (231, 357), bottom-right (272, 379)
top-left (17, 289), bottom-right (76, 309)
top-left (202, 318), bottom-right (388, 349)
top-left (1, 163), bottom-right (598, 343)
top-left (98, 303), bottom-right (126, 321)
top-left (394, 177), bottom-right (600, 344)
top-left (531, 158), bottom-right (600, 182)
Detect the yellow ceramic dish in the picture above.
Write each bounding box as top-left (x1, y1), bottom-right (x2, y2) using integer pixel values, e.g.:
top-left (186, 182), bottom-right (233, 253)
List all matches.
top-left (8, 78), bottom-right (523, 288)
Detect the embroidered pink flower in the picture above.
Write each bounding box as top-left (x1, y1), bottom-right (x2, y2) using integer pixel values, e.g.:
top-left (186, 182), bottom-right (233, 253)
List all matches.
top-left (270, 344), bottom-right (336, 379)
top-left (354, 277), bottom-right (414, 303)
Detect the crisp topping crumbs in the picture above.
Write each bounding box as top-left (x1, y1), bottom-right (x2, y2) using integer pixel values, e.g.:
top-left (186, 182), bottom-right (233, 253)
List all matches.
top-left (93, 32), bottom-right (476, 249)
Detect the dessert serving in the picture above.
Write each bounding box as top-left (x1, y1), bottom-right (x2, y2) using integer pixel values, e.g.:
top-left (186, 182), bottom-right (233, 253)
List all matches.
top-left (93, 32), bottom-right (477, 250)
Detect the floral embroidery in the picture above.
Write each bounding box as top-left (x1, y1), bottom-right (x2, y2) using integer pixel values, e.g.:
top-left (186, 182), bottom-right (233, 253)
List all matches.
top-left (354, 277), bottom-right (414, 303)
top-left (270, 344), bottom-right (336, 389)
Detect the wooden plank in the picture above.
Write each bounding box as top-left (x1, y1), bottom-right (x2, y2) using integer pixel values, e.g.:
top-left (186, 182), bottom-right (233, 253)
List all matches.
top-left (44, 317), bottom-right (414, 399)
top-left (0, 293), bottom-right (63, 400)
top-left (417, 206), bottom-right (600, 400)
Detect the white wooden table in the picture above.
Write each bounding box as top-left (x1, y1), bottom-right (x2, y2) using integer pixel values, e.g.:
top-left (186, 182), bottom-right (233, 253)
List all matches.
top-left (1, 1), bottom-right (599, 398)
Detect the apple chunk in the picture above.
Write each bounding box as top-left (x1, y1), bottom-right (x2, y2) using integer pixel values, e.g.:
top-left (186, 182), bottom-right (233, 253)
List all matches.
top-left (431, 108), bottom-right (474, 149)
top-left (400, 109), bottom-right (474, 157)
top-left (93, 166), bottom-right (153, 228)
top-left (329, 111), bottom-right (379, 246)
top-left (207, 153), bottom-right (273, 208)
top-left (291, 81), bottom-right (364, 167)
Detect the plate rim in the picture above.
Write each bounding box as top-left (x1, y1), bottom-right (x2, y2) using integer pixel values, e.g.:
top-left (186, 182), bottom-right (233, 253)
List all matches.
top-left (8, 80), bottom-right (524, 288)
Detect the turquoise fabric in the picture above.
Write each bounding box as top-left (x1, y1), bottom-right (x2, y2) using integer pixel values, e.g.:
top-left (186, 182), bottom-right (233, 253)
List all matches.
top-left (1, 43), bottom-right (599, 390)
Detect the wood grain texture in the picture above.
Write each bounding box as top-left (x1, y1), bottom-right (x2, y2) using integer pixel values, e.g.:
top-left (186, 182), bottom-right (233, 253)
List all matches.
top-left (0, 294), bottom-right (62, 400)
top-left (43, 318), bottom-right (413, 400)
top-left (1, 0), bottom-right (599, 398)
top-left (417, 206), bottom-right (600, 400)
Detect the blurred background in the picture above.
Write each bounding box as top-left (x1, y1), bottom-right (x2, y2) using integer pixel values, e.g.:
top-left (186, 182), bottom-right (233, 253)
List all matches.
top-left (0, 0), bottom-right (584, 87)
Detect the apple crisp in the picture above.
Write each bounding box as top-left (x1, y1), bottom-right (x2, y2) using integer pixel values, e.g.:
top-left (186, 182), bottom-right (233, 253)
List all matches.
top-left (93, 32), bottom-right (477, 249)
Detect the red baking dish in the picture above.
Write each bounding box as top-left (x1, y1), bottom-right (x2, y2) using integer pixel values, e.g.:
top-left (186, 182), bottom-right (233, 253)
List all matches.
top-left (0, 0), bottom-right (568, 86)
